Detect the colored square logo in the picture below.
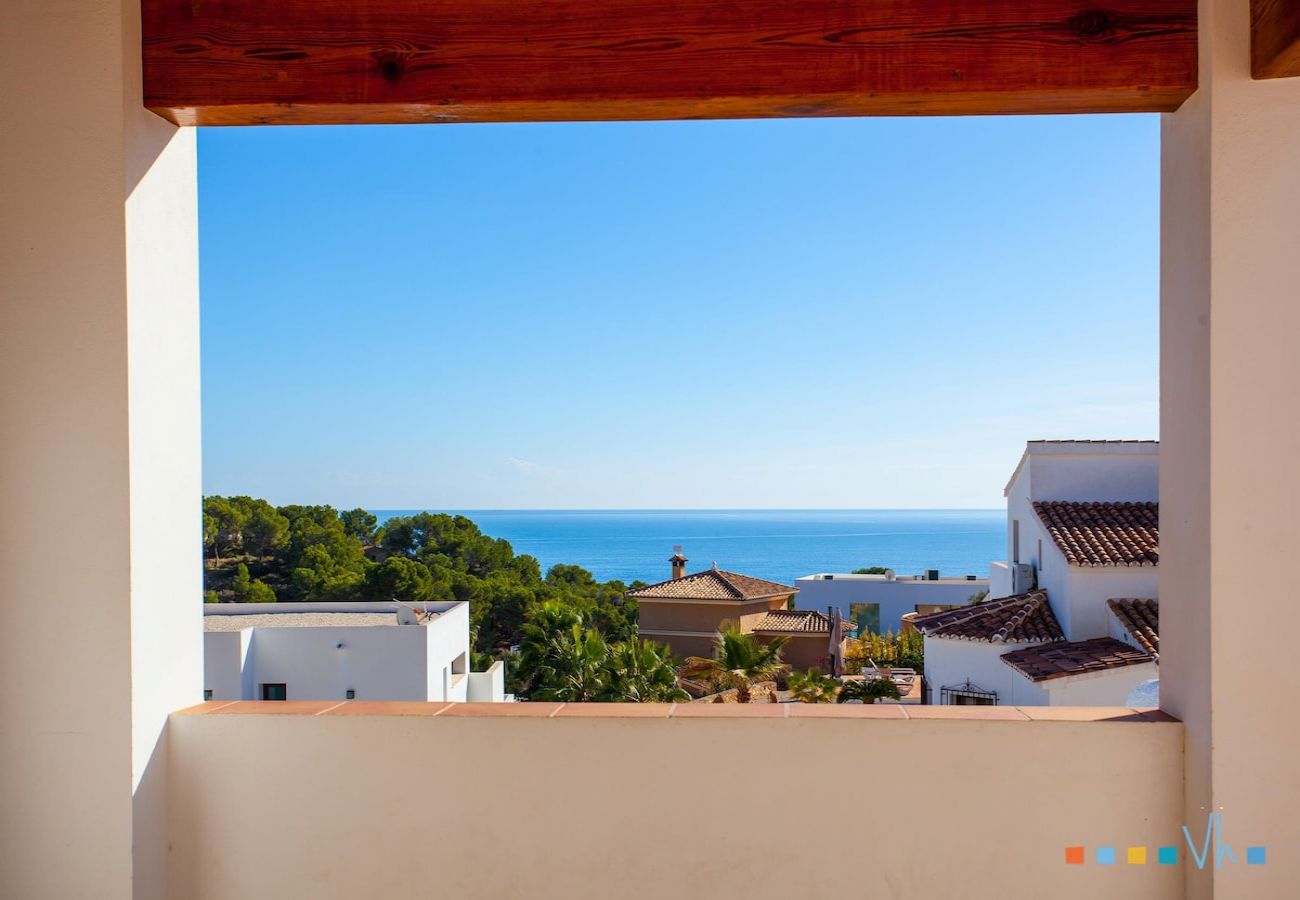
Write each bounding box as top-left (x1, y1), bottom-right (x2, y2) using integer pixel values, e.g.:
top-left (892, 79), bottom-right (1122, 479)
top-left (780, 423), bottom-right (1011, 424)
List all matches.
top-left (1096, 847), bottom-right (1117, 865)
top-left (1247, 847), bottom-right (1267, 865)
top-left (1127, 847), bottom-right (1147, 865)
top-left (1065, 847), bottom-right (1085, 865)
top-left (1157, 847), bottom-right (1178, 865)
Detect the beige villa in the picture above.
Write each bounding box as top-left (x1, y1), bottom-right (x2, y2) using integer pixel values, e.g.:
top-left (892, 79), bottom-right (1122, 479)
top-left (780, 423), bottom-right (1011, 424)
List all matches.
top-left (629, 552), bottom-right (850, 668)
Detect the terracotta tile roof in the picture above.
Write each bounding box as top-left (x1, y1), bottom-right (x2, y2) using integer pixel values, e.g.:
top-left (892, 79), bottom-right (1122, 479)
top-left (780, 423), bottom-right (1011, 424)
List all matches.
top-left (1107, 598), bottom-right (1160, 659)
top-left (627, 568), bottom-right (795, 602)
top-left (751, 609), bottom-right (837, 634)
top-left (1033, 501), bottom-right (1159, 567)
top-left (909, 590), bottom-right (1063, 644)
top-left (1000, 637), bottom-right (1155, 683)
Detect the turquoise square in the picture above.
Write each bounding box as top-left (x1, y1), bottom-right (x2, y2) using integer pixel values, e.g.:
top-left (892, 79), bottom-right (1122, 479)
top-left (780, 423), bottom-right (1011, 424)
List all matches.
top-left (1158, 846), bottom-right (1179, 865)
top-left (1247, 847), bottom-right (1267, 865)
top-left (1096, 847), bottom-right (1117, 865)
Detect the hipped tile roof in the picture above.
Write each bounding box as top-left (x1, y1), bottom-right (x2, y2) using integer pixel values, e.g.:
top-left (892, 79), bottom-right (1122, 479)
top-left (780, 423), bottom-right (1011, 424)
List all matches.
top-left (627, 568), bottom-right (795, 601)
top-left (1034, 501), bottom-right (1159, 567)
top-left (1000, 637), bottom-right (1155, 683)
top-left (752, 609), bottom-right (839, 634)
top-left (909, 590), bottom-right (1063, 644)
top-left (1107, 598), bottom-right (1160, 659)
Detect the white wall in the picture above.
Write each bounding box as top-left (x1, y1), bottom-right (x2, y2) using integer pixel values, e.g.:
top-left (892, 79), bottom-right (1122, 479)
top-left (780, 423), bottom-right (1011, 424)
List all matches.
top-left (204, 631), bottom-right (252, 701)
top-left (795, 575), bottom-right (988, 633)
top-left (1044, 662), bottom-right (1160, 706)
top-left (0, 1), bottom-right (201, 897)
top-left (467, 661), bottom-right (506, 702)
top-left (923, 637), bottom-right (1050, 705)
top-left (248, 626), bottom-right (431, 701)
top-left (1064, 568), bottom-right (1158, 643)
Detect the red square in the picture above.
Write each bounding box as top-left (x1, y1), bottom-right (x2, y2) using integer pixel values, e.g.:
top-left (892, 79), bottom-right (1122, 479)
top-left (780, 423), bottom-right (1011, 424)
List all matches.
top-left (1065, 847), bottom-right (1086, 865)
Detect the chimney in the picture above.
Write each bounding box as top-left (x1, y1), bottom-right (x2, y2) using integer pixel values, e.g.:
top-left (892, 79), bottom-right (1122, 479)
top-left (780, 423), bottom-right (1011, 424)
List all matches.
top-left (669, 546), bottom-right (688, 580)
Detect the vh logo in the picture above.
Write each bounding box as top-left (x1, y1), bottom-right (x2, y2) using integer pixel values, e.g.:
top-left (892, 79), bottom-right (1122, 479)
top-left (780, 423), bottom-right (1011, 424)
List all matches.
top-left (1065, 811), bottom-right (1267, 868)
top-left (1183, 812), bottom-right (1266, 870)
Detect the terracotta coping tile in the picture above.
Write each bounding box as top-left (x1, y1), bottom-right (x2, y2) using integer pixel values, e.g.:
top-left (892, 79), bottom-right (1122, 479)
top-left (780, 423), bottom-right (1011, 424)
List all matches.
top-left (437, 702), bottom-right (565, 717)
top-left (174, 700), bottom-right (241, 715)
top-left (171, 701), bottom-right (1181, 723)
top-left (1018, 706), bottom-right (1150, 722)
top-left (903, 705), bottom-right (1031, 720)
top-left (787, 703), bottom-right (908, 719)
top-left (555, 702), bottom-right (674, 718)
top-left (668, 702), bottom-right (788, 717)
top-left (205, 701), bottom-right (345, 716)
top-left (321, 701), bottom-right (452, 717)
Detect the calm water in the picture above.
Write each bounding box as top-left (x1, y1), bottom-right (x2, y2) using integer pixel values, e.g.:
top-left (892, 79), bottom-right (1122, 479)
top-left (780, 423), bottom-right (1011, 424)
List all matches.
top-left (367, 509), bottom-right (1005, 586)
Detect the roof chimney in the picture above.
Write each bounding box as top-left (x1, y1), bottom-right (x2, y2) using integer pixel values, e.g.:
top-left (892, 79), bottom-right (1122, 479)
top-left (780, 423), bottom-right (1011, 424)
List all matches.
top-left (669, 546), bottom-right (687, 580)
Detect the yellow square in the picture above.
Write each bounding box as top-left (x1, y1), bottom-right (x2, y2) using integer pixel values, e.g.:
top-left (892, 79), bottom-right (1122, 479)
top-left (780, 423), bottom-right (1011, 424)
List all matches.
top-left (1127, 846), bottom-right (1147, 865)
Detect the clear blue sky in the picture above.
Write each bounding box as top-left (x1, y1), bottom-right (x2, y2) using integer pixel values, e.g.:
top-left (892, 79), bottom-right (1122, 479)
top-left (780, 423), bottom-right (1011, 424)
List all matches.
top-left (199, 114), bottom-right (1158, 510)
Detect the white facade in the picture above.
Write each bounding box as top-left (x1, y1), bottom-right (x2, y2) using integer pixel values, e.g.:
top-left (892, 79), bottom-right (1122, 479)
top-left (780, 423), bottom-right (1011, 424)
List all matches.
top-left (927, 441), bottom-right (1159, 706)
top-left (924, 637), bottom-right (1050, 706)
top-left (204, 601), bottom-right (506, 703)
top-left (795, 572), bottom-right (988, 635)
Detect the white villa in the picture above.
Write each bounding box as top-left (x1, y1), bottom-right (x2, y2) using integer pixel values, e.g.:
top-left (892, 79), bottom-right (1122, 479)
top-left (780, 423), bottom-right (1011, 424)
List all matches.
top-left (204, 600), bottom-right (507, 703)
top-left (795, 570), bottom-right (988, 636)
top-left (913, 440), bottom-right (1160, 706)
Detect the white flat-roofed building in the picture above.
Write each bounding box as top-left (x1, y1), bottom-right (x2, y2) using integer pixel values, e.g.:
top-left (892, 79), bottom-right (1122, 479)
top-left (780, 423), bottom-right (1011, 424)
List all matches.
top-left (204, 600), bottom-right (506, 703)
top-left (794, 570), bottom-right (988, 636)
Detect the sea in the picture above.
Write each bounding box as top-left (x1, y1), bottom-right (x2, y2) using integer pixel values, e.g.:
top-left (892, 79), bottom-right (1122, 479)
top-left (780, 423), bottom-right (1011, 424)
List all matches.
top-left (367, 509), bottom-right (1005, 586)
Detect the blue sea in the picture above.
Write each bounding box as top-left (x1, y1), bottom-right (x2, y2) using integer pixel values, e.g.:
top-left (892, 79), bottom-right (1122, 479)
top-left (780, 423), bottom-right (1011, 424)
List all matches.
top-left (367, 509), bottom-right (1005, 586)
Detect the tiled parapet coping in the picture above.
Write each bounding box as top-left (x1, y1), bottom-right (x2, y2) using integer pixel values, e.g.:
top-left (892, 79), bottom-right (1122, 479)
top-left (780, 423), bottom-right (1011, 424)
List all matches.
top-left (177, 700), bottom-right (1177, 722)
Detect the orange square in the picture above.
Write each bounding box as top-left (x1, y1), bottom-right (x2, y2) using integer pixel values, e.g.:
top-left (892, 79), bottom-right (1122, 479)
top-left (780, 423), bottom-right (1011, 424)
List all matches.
top-left (1065, 847), bottom-right (1086, 865)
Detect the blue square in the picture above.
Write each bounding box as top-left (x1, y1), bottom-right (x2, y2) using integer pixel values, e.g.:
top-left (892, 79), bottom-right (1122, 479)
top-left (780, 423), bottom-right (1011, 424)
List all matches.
top-left (1158, 846), bottom-right (1179, 865)
top-left (1247, 847), bottom-right (1267, 865)
top-left (1096, 847), bottom-right (1117, 865)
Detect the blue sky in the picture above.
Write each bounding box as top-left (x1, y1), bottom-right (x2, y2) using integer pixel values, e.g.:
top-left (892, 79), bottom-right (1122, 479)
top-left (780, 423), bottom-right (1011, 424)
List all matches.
top-left (199, 115), bottom-right (1158, 509)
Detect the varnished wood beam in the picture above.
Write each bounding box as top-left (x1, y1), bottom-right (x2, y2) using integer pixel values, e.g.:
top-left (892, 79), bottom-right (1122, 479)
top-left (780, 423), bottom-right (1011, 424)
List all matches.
top-left (1253, 0), bottom-right (1300, 79)
top-left (142, 0), bottom-right (1197, 127)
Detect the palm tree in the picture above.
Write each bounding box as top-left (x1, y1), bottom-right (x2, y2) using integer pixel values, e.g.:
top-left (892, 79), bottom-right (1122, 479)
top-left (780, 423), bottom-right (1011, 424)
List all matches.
top-left (679, 626), bottom-right (789, 703)
top-left (517, 602), bottom-right (611, 701)
top-left (836, 677), bottom-right (902, 704)
top-left (601, 638), bottom-right (689, 702)
top-left (787, 669), bottom-right (839, 703)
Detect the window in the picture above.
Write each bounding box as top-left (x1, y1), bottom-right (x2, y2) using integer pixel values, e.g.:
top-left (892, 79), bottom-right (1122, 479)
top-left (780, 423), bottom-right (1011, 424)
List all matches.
top-left (346, 689), bottom-right (355, 700)
top-left (203, 689), bottom-right (213, 701)
top-left (1037, 538), bottom-right (1043, 571)
top-left (850, 602), bottom-right (880, 635)
top-left (1012, 519), bottom-right (1021, 563)
top-left (953, 693), bottom-right (996, 706)
top-left (261, 683), bottom-right (287, 701)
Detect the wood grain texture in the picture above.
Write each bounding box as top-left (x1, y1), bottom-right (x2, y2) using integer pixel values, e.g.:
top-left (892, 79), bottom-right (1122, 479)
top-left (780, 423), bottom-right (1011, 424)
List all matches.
top-left (142, 0), bottom-right (1198, 126)
top-left (1253, 0), bottom-right (1300, 79)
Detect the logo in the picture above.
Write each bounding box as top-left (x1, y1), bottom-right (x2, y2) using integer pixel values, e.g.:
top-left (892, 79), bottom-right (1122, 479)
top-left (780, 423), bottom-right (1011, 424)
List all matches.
top-left (1066, 812), bottom-right (1267, 868)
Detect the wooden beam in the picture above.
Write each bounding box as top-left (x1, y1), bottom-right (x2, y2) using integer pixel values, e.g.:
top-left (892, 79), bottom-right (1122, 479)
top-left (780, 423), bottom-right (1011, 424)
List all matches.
top-left (143, 0), bottom-right (1197, 126)
top-left (1253, 0), bottom-right (1300, 79)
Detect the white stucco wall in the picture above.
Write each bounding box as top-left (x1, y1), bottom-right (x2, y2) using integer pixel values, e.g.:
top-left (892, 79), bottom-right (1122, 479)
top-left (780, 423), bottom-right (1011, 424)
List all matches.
top-left (923, 637), bottom-right (1050, 706)
top-left (795, 574), bottom-right (988, 634)
top-left (1043, 662), bottom-right (1160, 707)
top-left (467, 661), bottom-right (507, 702)
top-left (204, 631), bottom-right (252, 701)
top-left (1064, 568), bottom-right (1158, 643)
